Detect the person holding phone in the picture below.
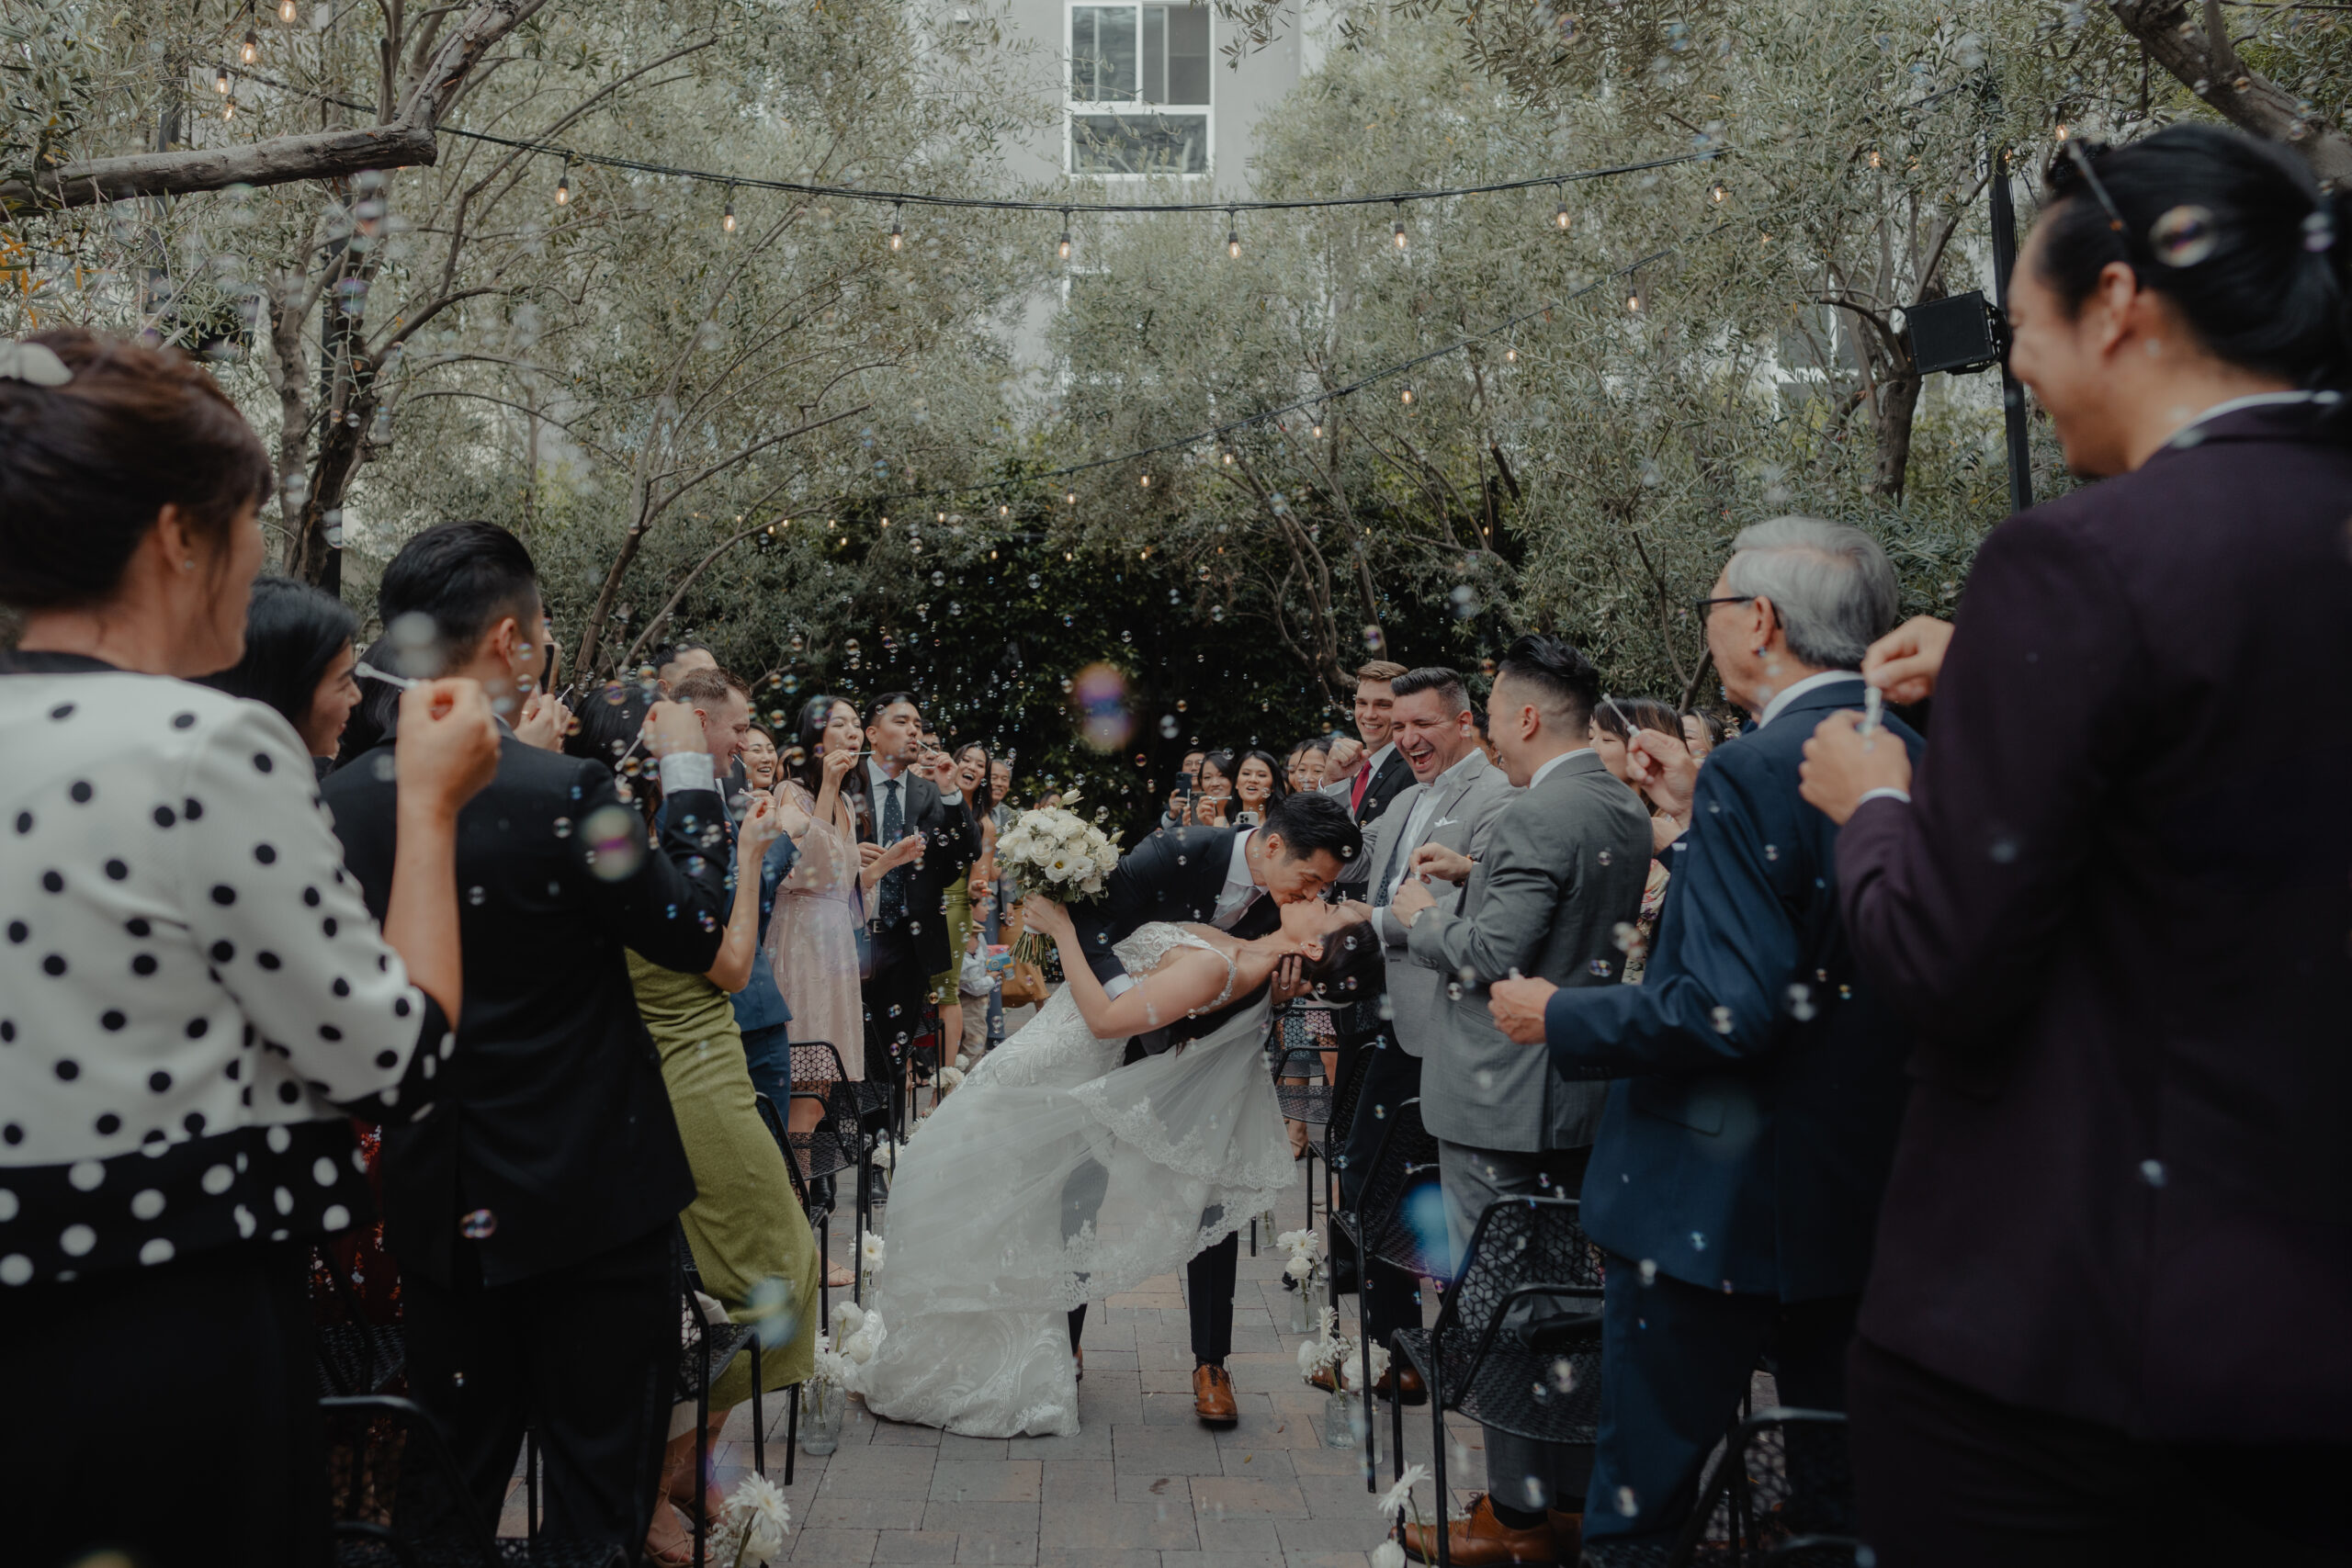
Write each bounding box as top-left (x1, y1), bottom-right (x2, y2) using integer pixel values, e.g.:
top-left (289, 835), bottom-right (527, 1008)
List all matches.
top-left (1192, 749), bottom-right (1238, 827)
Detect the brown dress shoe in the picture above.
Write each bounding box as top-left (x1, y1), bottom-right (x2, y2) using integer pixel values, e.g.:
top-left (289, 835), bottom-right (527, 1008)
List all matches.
top-left (1307, 1363), bottom-right (1430, 1405)
top-left (1401, 1494), bottom-right (1558, 1565)
top-left (1546, 1509), bottom-right (1581, 1562)
top-left (1192, 1362), bottom-right (1239, 1425)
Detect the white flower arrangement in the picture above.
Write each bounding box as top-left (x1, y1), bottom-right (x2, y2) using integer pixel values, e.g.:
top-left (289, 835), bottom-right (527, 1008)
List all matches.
top-left (860, 1230), bottom-right (886, 1270)
top-left (1278, 1226), bottom-right (1325, 1283)
top-left (998, 803), bottom-right (1121, 962)
top-left (1297, 1305), bottom-right (1355, 1381)
top-left (718, 1472), bottom-right (793, 1566)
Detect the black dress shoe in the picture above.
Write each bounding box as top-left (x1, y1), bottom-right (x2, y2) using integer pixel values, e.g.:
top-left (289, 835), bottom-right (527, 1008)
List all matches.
top-left (865, 1168), bottom-right (891, 1208)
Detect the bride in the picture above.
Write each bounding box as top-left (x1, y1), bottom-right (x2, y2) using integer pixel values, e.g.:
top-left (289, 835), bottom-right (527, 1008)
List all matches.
top-left (857, 895), bottom-right (1379, 1438)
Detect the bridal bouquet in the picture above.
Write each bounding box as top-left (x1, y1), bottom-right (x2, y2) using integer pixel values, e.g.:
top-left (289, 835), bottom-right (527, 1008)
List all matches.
top-left (997, 794), bottom-right (1120, 964)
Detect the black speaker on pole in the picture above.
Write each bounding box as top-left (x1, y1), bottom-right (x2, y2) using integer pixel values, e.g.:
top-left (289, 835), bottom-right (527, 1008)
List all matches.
top-left (1904, 291), bottom-right (2001, 377)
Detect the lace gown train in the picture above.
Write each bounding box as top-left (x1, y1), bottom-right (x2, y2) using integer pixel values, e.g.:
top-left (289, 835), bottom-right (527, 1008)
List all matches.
top-left (859, 923), bottom-right (1292, 1437)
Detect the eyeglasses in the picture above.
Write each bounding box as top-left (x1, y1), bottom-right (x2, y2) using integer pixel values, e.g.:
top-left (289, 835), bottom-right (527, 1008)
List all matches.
top-left (1690, 593), bottom-right (1756, 618)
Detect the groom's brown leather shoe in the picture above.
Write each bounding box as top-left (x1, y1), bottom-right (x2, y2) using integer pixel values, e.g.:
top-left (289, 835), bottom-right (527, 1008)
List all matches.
top-left (1192, 1363), bottom-right (1239, 1425)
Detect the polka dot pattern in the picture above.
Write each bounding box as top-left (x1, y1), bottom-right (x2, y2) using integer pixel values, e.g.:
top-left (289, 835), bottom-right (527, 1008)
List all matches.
top-left (0, 672), bottom-right (448, 1286)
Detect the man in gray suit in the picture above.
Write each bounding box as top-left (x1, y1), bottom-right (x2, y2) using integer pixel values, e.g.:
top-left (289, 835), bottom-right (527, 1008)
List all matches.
top-left (1389, 633), bottom-right (1652, 1566)
top-left (1330, 666), bottom-right (1517, 1401)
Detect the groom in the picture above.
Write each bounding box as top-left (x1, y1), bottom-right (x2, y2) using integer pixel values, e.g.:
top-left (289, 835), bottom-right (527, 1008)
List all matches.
top-left (1067, 790), bottom-right (1362, 1422)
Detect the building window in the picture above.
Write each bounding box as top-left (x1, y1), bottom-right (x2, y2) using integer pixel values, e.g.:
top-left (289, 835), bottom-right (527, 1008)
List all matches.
top-left (1069, 3), bottom-right (1210, 175)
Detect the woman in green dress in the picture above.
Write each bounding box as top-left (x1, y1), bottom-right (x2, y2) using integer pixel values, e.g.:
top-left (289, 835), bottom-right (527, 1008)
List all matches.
top-left (574, 682), bottom-right (821, 1565)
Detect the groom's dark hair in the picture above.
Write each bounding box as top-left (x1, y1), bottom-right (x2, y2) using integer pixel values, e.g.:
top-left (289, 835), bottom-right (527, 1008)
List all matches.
top-left (1261, 790), bottom-right (1360, 866)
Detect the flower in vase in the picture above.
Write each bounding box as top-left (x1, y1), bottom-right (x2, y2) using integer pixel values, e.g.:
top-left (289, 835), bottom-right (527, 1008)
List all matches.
top-left (722, 1472), bottom-right (793, 1563)
top-left (1371, 1540), bottom-right (1408, 1568)
top-left (861, 1231), bottom-right (887, 1269)
top-left (1283, 1252), bottom-right (1316, 1282)
top-left (831, 1300), bottom-right (866, 1339)
top-left (1376, 1463), bottom-right (1430, 1520)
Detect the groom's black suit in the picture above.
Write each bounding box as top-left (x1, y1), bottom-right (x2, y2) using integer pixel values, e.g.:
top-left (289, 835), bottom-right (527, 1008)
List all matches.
top-left (1067, 824), bottom-right (1281, 1368)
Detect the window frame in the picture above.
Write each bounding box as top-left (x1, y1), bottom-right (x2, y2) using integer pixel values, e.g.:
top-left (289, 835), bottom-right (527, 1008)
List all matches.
top-left (1064, 0), bottom-right (1214, 180)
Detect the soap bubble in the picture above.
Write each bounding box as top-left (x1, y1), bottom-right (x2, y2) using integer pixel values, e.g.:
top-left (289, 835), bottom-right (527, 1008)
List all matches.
top-left (2150, 205), bottom-right (2217, 268)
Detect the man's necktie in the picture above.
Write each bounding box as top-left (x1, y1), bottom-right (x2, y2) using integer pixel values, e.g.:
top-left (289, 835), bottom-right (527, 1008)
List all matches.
top-left (1372, 819), bottom-right (1412, 908)
top-left (878, 777), bottom-right (907, 928)
top-left (1350, 765), bottom-right (1372, 817)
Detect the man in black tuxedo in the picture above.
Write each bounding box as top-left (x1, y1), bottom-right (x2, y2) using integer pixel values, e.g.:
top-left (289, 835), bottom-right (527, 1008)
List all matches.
top-left (1067, 790), bottom-right (1362, 1421)
top-left (1317, 660), bottom-right (1416, 895)
top-left (853, 693), bottom-right (981, 1086)
top-left (324, 522), bottom-right (731, 1554)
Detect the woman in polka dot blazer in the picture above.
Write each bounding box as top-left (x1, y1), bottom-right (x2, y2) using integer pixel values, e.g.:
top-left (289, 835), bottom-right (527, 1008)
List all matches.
top-left (0, 330), bottom-right (502, 1567)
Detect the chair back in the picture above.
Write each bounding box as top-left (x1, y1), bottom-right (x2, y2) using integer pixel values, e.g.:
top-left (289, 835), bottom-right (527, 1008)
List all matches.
top-left (1351, 1095), bottom-right (1448, 1280)
top-left (1668, 1406), bottom-right (1862, 1566)
top-left (321, 1393), bottom-right (507, 1566)
top-left (1425, 1194), bottom-right (1604, 1444)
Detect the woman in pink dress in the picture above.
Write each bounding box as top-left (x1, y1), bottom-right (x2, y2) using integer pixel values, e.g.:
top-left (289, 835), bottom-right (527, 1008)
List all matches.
top-left (768, 697), bottom-right (876, 1117)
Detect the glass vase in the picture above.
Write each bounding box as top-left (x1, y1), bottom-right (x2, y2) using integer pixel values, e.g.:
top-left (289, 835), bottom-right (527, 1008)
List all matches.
top-left (1304, 1266), bottom-right (1329, 1325)
top-left (1324, 1384), bottom-right (1363, 1450)
top-left (1288, 1269), bottom-right (1314, 1333)
top-left (800, 1379), bottom-right (844, 1457)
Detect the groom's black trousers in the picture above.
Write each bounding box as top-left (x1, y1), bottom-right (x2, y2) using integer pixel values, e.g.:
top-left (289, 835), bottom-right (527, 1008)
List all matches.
top-left (1066, 1231), bottom-right (1238, 1364)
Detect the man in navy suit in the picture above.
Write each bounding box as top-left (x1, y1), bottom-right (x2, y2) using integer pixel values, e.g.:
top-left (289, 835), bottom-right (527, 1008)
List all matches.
top-left (1487, 518), bottom-right (1922, 1556)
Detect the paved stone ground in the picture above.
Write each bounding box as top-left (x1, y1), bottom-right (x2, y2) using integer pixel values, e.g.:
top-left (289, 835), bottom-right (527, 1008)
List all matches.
top-left (500, 1141), bottom-right (1492, 1565)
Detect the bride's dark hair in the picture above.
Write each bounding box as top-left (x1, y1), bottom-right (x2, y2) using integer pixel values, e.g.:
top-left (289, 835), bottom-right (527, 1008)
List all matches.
top-left (1300, 913), bottom-right (1384, 1004)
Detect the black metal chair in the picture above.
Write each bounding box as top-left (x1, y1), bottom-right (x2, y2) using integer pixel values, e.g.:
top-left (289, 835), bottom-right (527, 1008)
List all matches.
top-left (313, 1245), bottom-right (405, 1399)
top-left (1270, 1003), bottom-right (1336, 1226)
top-left (1389, 1195), bottom-right (1605, 1568)
top-left (764, 1040), bottom-right (876, 1306)
top-left (320, 1393), bottom-right (628, 1566)
top-left (1330, 1092), bottom-right (1449, 1485)
top-left (673, 1233), bottom-right (771, 1568)
top-left (1579, 1407), bottom-right (1863, 1568)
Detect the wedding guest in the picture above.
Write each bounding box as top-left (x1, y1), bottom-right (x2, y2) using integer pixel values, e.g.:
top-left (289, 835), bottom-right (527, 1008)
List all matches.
top-left (1680, 709), bottom-right (1724, 761)
top-left (850, 694), bottom-right (979, 1089)
top-left (1330, 665), bottom-right (1513, 1400)
top-left (655, 638), bottom-right (717, 692)
top-left (768, 695), bottom-right (871, 1122)
top-left (931, 741), bottom-right (999, 1063)
top-left (1591, 694), bottom-right (1689, 981)
top-left (1318, 660), bottom-right (1413, 895)
top-left (1487, 520), bottom-right (1919, 1560)
top-left (196, 574), bottom-right (360, 773)
top-left (334, 633), bottom-right (406, 768)
top-left (1229, 747), bottom-right (1288, 827)
top-left (615, 671), bottom-right (820, 1564)
top-left (1192, 748), bottom-right (1238, 826)
top-left (0, 327), bottom-right (500, 1568)
top-left (324, 521), bottom-right (732, 1557)
top-left (1287, 738), bottom-right (1331, 795)
top-left (741, 724), bottom-right (779, 791)
top-left (1798, 125), bottom-right (2352, 1566)
top-left (1387, 634), bottom-right (1652, 1567)
top-left (1159, 747), bottom-right (1208, 830)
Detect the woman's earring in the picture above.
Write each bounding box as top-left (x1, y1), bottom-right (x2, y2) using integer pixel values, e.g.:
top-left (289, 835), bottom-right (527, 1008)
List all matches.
top-left (182, 558), bottom-right (197, 571)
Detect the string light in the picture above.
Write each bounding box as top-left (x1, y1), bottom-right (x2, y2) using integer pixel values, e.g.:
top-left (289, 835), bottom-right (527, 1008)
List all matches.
top-left (1554, 185), bottom-right (1570, 230)
top-left (1399, 386), bottom-right (1415, 405)
top-left (1227, 210), bottom-right (1241, 260)
top-left (1504, 345), bottom-right (1518, 363)
top-left (1392, 202), bottom-right (1408, 250)
top-left (888, 202), bottom-right (903, 252)
top-left (214, 62), bottom-right (232, 94)
top-left (241, 28), bottom-right (260, 64)
top-left (1066, 491), bottom-right (1076, 504)
top-left (1709, 181), bottom-right (1728, 204)
top-left (721, 188), bottom-right (736, 233)
top-left (277, 0), bottom-right (297, 19)
top-left (1626, 283), bottom-right (1643, 311)
top-left (1057, 210), bottom-right (1071, 261)
top-left (1312, 421), bottom-right (1324, 438)
top-left (1140, 473), bottom-right (1152, 488)
top-left (554, 159), bottom-right (571, 206)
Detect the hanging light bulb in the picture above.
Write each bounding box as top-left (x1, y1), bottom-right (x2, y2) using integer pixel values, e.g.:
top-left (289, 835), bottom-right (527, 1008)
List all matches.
top-left (241, 28), bottom-right (259, 64)
top-left (1227, 210), bottom-right (1241, 260)
top-left (1066, 491), bottom-right (1077, 504)
top-left (1400, 386), bottom-right (1415, 405)
top-left (1057, 212), bottom-right (1072, 261)
top-left (1626, 285), bottom-right (1643, 311)
top-left (1709, 181), bottom-right (1728, 204)
top-left (277, 0), bottom-right (297, 19)
top-left (888, 204), bottom-right (903, 252)
top-left (1392, 203), bottom-right (1408, 250)
top-left (721, 193), bottom-right (736, 233)
top-left (1312, 421), bottom-right (1324, 439)
top-left (1222, 449), bottom-right (1235, 465)
top-left (999, 503), bottom-right (1010, 516)
top-left (1140, 473), bottom-right (1152, 489)
top-left (214, 62), bottom-right (231, 93)
top-left (1505, 345), bottom-right (1519, 363)
top-left (554, 164), bottom-right (571, 206)
top-left (1553, 186), bottom-right (1570, 230)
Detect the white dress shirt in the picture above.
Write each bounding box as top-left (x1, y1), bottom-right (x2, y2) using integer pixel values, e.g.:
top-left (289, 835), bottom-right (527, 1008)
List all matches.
top-left (865, 755), bottom-right (962, 815)
top-left (1756, 669), bottom-right (1857, 730)
top-left (1384, 750), bottom-right (1482, 904)
top-left (1212, 828), bottom-right (1261, 929)
top-left (1527, 746), bottom-right (1597, 791)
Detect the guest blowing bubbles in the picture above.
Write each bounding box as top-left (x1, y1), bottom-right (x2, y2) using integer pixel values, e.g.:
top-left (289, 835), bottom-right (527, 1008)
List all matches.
top-left (1796, 126), bottom-right (2352, 1567)
top-left (197, 575), bottom-right (362, 771)
top-left (0, 329), bottom-right (500, 1568)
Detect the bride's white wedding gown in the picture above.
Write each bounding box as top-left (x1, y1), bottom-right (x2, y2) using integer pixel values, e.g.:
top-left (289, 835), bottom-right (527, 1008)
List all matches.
top-left (858, 922), bottom-right (1294, 1437)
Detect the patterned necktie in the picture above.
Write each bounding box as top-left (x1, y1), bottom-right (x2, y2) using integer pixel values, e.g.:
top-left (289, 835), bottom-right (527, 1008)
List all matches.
top-left (877, 777), bottom-right (906, 927)
top-left (1373, 821), bottom-right (1410, 908)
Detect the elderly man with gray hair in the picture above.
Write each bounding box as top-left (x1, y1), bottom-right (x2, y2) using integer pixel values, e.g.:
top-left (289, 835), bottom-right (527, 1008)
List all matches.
top-left (1480, 517), bottom-right (1926, 1559)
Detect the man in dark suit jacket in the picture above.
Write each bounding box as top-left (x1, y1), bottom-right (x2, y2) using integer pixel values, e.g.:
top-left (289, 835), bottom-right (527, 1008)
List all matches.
top-left (1317, 658), bottom-right (1415, 897)
top-left (324, 523), bottom-right (730, 1553)
top-left (1068, 791), bottom-right (1362, 1421)
top-left (1800, 392), bottom-right (2352, 1562)
top-left (1488, 521), bottom-right (1919, 1561)
top-left (852, 693), bottom-right (980, 1084)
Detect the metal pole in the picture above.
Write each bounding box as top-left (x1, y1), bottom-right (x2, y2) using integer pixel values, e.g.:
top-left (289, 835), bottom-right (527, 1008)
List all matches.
top-left (1988, 147), bottom-right (2035, 515)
